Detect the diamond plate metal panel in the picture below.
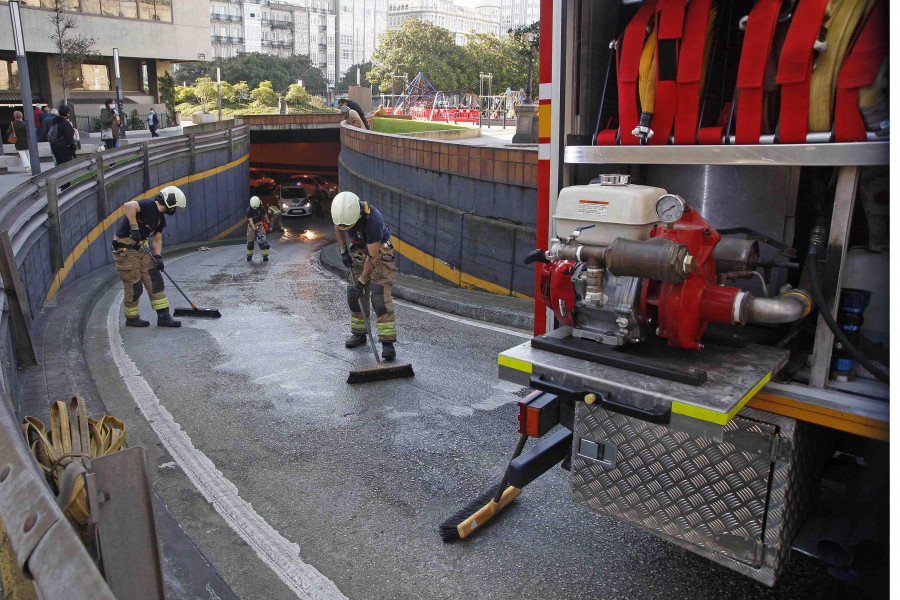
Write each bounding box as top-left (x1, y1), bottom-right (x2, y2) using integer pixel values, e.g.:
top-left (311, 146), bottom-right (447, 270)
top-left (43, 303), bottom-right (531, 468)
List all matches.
top-left (572, 404), bottom-right (809, 587)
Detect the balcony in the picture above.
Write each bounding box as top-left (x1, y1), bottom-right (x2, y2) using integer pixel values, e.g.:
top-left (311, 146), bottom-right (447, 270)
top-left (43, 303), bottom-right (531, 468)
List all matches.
top-left (262, 39), bottom-right (293, 47)
top-left (270, 19), bottom-right (292, 28)
top-left (212, 13), bottom-right (242, 22)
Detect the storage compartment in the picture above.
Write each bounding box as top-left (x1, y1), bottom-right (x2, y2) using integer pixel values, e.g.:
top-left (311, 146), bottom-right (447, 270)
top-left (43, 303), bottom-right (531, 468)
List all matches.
top-left (571, 403), bottom-right (819, 586)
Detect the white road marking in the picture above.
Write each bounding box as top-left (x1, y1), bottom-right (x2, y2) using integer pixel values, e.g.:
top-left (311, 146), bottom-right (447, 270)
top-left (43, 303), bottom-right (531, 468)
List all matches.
top-left (393, 300), bottom-right (532, 339)
top-left (106, 291), bottom-right (347, 600)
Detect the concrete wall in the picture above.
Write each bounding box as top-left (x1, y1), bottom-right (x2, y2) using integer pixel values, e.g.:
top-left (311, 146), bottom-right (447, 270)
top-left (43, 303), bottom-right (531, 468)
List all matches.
top-left (339, 124), bottom-right (537, 298)
top-left (12, 134), bottom-right (250, 319)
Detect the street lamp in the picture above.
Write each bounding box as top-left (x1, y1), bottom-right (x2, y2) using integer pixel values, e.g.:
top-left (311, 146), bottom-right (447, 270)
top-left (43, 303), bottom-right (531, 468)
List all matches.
top-left (217, 67), bottom-right (222, 121)
top-left (8, 1), bottom-right (41, 174)
top-left (113, 48), bottom-right (126, 139)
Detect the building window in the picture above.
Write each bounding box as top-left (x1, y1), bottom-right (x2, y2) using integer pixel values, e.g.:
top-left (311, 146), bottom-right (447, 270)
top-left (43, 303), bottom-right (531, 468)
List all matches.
top-left (262, 30), bottom-right (268, 40)
top-left (0, 60), bottom-right (19, 90)
top-left (75, 64), bottom-right (111, 91)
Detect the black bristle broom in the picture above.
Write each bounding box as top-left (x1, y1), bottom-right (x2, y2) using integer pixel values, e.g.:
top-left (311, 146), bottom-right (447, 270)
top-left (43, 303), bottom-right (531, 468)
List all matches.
top-left (347, 293), bottom-right (414, 384)
top-left (439, 434), bottom-right (528, 542)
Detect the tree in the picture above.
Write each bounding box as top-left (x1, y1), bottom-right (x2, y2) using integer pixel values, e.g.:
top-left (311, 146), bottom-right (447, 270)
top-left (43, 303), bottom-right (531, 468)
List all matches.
top-left (284, 83), bottom-right (310, 104)
top-left (47, 0), bottom-right (98, 106)
top-left (220, 81), bottom-right (235, 103)
top-left (172, 62), bottom-right (210, 86)
top-left (216, 53), bottom-right (329, 92)
top-left (159, 71), bottom-right (177, 125)
top-left (508, 21), bottom-right (540, 101)
top-left (233, 81), bottom-right (251, 103)
top-left (175, 85), bottom-right (199, 103)
top-left (464, 33), bottom-right (530, 94)
top-left (369, 20), bottom-right (474, 93)
top-left (194, 76), bottom-right (218, 112)
top-left (336, 62), bottom-right (378, 94)
top-left (250, 80), bottom-right (279, 106)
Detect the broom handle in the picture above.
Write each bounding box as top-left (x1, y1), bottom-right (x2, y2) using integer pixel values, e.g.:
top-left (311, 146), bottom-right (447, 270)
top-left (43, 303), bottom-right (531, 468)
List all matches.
top-left (356, 288), bottom-right (382, 366)
top-left (492, 433), bottom-right (529, 503)
top-left (142, 245), bottom-right (196, 308)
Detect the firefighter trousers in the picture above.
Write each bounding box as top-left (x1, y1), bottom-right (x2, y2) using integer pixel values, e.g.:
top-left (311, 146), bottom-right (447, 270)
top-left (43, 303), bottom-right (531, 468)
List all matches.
top-left (348, 246), bottom-right (397, 342)
top-left (247, 223), bottom-right (269, 257)
top-left (112, 237), bottom-right (169, 318)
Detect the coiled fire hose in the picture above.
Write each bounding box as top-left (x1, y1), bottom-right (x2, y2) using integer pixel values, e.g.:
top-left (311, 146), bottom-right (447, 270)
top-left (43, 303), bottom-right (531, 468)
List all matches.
top-left (21, 397), bottom-right (126, 540)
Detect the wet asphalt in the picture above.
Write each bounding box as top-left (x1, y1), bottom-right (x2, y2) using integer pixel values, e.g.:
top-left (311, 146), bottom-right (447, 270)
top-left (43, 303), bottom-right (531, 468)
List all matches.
top-left (83, 217), bottom-right (857, 600)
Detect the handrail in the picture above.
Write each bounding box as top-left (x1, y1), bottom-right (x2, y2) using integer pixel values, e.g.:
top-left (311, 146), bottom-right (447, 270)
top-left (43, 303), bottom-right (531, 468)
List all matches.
top-left (0, 123), bottom-right (249, 599)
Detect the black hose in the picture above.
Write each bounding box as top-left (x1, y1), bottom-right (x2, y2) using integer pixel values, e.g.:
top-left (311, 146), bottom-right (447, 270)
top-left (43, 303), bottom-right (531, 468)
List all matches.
top-left (805, 259), bottom-right (889, 384)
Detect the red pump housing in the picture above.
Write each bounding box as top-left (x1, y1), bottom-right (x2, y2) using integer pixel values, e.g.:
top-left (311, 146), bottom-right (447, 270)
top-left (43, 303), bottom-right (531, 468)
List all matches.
top-left (539, 260), bottom-right (578, 328)
top-left (641, 207), bottom-right (744, 350)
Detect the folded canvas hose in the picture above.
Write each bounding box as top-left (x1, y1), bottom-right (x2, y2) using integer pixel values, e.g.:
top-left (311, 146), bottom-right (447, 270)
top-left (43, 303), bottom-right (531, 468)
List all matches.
top-left (834, 0), bottom-right (887, 141)
top-left (734, 0), bottom-right (784, 144)
top-left (674, 0), bottom-right (718, 144)
top-left (808, 0), bottom-right (870, 132)
top-left (21, 397), bottom-right (126, 541)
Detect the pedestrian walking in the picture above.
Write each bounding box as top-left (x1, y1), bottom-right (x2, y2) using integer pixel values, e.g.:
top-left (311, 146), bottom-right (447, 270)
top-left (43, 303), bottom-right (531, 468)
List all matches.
top-left (49, 106), bottom-right (78, 166)
top-left (37, 106), bottom-right (49, 139)
top-left (246, 196), bottom-right (270, 262)
top-left (339, 105), bottom-right (365, 129)
top-left (332, 191), bottom-right (399, 361)
top-left (147, 108), bottom-right (160, 137)
top-left (100, 99), bottom-right (120, 150)
top-left (338, 98), bottom-right (369, 130)
top-left (7, 111), bottom-right (30, 172)
top-left (111, 186), bottom-right (186, 328)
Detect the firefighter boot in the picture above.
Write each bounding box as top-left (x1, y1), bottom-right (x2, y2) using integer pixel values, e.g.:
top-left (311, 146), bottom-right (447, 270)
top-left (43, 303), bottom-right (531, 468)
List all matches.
top-left (156, 308), bottom-right (182, 328)
top-left (345, 333), bottom-right (367, 348)
top-left (381, 342), bottom-right (396, 362)
top-left (125, 316), bottom-right (150, 327)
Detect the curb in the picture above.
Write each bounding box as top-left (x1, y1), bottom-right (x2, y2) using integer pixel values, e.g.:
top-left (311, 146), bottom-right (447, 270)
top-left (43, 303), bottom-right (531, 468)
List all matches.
top-left (319, 243), bottom-right (534, 331)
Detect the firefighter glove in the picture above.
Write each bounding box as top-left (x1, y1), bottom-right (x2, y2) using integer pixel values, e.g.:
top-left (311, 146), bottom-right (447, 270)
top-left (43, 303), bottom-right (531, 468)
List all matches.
top-left (152, 254), bottom-right (164, 271)
top-left (340, 248), bottom-right (352, 268)
top-left (129, 223), bottom-right (142, 242)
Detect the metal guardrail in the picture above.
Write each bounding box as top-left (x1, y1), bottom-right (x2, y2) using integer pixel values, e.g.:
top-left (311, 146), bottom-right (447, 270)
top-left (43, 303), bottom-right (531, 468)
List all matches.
top-left (0, 124), bottom-right (249, 599)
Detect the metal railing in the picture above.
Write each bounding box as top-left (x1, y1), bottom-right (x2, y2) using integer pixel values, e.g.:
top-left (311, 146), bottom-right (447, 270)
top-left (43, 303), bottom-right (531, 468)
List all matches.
top-left (0, 124), bottom-right (249, 599)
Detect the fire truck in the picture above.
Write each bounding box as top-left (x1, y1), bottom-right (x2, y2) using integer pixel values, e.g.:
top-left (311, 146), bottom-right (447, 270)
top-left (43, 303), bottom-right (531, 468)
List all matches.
top-left (493, 0), bottom-right (888, 590)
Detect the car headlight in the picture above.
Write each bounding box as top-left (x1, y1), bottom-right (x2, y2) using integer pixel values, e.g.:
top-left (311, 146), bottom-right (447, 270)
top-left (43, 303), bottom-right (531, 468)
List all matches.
top-left (282, 203), bottom-right (289, 210)
top-left (303, 201), bottom-right (310, 207)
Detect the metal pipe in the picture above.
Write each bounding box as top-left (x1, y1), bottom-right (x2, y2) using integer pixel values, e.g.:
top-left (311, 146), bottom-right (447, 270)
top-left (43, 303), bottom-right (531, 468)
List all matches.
top-left (746, 290), bottom-right (814, 324)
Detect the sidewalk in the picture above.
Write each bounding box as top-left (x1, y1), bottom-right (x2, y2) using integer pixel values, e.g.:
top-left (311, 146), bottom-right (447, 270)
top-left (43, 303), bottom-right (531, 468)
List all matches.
top-left (319, 241), bottom-right (534, 330)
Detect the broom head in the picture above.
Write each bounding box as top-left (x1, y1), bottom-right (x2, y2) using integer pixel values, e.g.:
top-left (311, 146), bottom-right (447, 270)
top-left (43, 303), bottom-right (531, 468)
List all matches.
top-left (173, 307), bottom-right (222, 318)
top-left (347, 362), bottom-right (414, 384)
top-left (438, 485), bottom-right (522, 542)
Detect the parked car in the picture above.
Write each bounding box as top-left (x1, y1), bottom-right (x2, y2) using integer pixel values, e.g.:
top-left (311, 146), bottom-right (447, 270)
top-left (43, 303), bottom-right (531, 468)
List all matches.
top-left (277, 183), bottom-right (312, 217)
top-left (308, 175), bottom-right (339, 199)
top-left (250, 169), bottom-right (276, 193)
top-left (290, 175), bottom-right (329, 200)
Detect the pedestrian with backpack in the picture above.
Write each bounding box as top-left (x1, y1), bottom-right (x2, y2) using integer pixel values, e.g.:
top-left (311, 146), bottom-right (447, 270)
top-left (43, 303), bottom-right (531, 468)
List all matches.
top-left (50, 105), bottom-right (78, 166)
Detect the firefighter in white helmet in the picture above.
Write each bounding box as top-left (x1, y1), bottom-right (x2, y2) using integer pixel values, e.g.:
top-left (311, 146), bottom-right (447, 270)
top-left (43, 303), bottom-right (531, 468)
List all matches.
top-left (332, 191), bottom-right (398, 361)
top-left (247, 195), bottom-right (270, 262)
top-left (112, 185), bottom-right (186, 328)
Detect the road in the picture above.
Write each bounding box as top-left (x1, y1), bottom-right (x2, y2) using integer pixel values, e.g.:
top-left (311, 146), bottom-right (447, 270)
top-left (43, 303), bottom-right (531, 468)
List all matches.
top-left (84, 216), bottom-right (853, 600)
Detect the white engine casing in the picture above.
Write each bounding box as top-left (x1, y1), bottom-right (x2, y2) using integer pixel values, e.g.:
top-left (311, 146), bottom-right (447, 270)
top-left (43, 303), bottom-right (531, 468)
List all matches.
top-left (554, 180), bottom-right (667, 246)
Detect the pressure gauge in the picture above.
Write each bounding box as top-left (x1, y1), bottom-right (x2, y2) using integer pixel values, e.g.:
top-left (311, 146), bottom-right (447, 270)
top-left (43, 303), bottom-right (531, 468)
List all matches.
top-left (656, 194), bottom-right (686, 224)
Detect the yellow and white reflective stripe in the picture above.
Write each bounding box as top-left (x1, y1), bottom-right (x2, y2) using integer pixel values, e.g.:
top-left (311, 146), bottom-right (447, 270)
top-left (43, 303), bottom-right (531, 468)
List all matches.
top-left (124, 305), bottom-right (140, 317)
top-left (150, 298), bottom-right (170, 310)
top-left (350, 316), bottom-right (366, 332)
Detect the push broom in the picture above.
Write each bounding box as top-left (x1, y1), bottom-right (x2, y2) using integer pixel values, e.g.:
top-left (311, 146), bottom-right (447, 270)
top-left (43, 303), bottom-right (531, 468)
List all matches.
top-left (346, 280), bottom-right (414, 384)
top-left (142, 245), bottom-right (221, 318)
top-left (439, 434), bottom-right (528, 542)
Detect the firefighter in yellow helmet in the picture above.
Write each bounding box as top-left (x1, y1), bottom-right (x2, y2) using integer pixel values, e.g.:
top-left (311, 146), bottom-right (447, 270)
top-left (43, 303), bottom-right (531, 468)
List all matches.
top-left (111, 185), bottom-right (185, 327)
top-left (247, 196), bottom-right (270, 262)
top-left (333, 191), bottom-right (398, 361)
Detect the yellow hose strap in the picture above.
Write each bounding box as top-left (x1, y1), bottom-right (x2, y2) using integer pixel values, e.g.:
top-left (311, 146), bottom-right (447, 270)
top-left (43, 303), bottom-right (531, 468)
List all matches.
top-left (21, 398), bottom-right (127, 540)
top-left (808, 0), bottom-right (870, 132)
top-left (638, 25), bottom-right (658, 114)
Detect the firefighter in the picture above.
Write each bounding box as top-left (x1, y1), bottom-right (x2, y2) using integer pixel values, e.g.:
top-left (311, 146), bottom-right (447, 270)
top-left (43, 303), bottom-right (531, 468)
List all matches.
top-left (332, 191), bottom-right (398, 361)
top-left (267, 201), bottom-right (283, 232)
top-left (247, 196), bottom-right (270, 262)
top-left (112, 185), bottom-right (186, 328)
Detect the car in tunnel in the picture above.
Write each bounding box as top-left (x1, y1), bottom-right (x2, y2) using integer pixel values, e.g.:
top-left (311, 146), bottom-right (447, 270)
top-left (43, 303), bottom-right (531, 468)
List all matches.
top-left (250, 169), bottom-right (276, 193)
top-left (276, 183), bottom-right (312, 217)
top-left (290, 175), bottom-right (332, 201)
top-left (308, 175), bottom-right (339, 199)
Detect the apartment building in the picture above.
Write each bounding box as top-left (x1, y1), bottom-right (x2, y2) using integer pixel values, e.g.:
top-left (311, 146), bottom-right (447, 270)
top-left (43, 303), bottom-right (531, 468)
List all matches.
top-left (0, 0), bottom-right (209, 112)
top-left (499, 0), bottom-right (537, 36)
top-left (209, 0), bottom-right (386, 86)
top-left (388, 0), bottom-right (500, 44)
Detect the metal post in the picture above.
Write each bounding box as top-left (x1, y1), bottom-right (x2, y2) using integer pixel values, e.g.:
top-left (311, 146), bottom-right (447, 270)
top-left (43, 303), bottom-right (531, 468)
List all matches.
top-left (46, 177), bottom-right (64, 272)
top-left (808, 166), bottom-right (861, 388)
top-left (113, 48), bottom-right (126, 140)
top-left (8, 1), bottom-right (41, 175)
top-left (217, 67), bottom-right (222, 122)
top-left (141, 141), bottom-right (150, 191)
top-left (227, 127), bottom-right (233, 163)
top-left (0, 231), bottom-right (37, 367)
top-left (188, 133), bottom-right (196, 174)
top-left (95, 153), bottom-right (107, 223)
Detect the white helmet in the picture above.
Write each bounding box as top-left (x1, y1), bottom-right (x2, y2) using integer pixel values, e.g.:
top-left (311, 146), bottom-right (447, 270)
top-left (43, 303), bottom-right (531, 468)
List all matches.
top-left (332, 191), bottom-right (362, 228)
top-left (157, 186), bottom-right (186, 215)
top-left (250, 196), bottom-right (262, 208)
